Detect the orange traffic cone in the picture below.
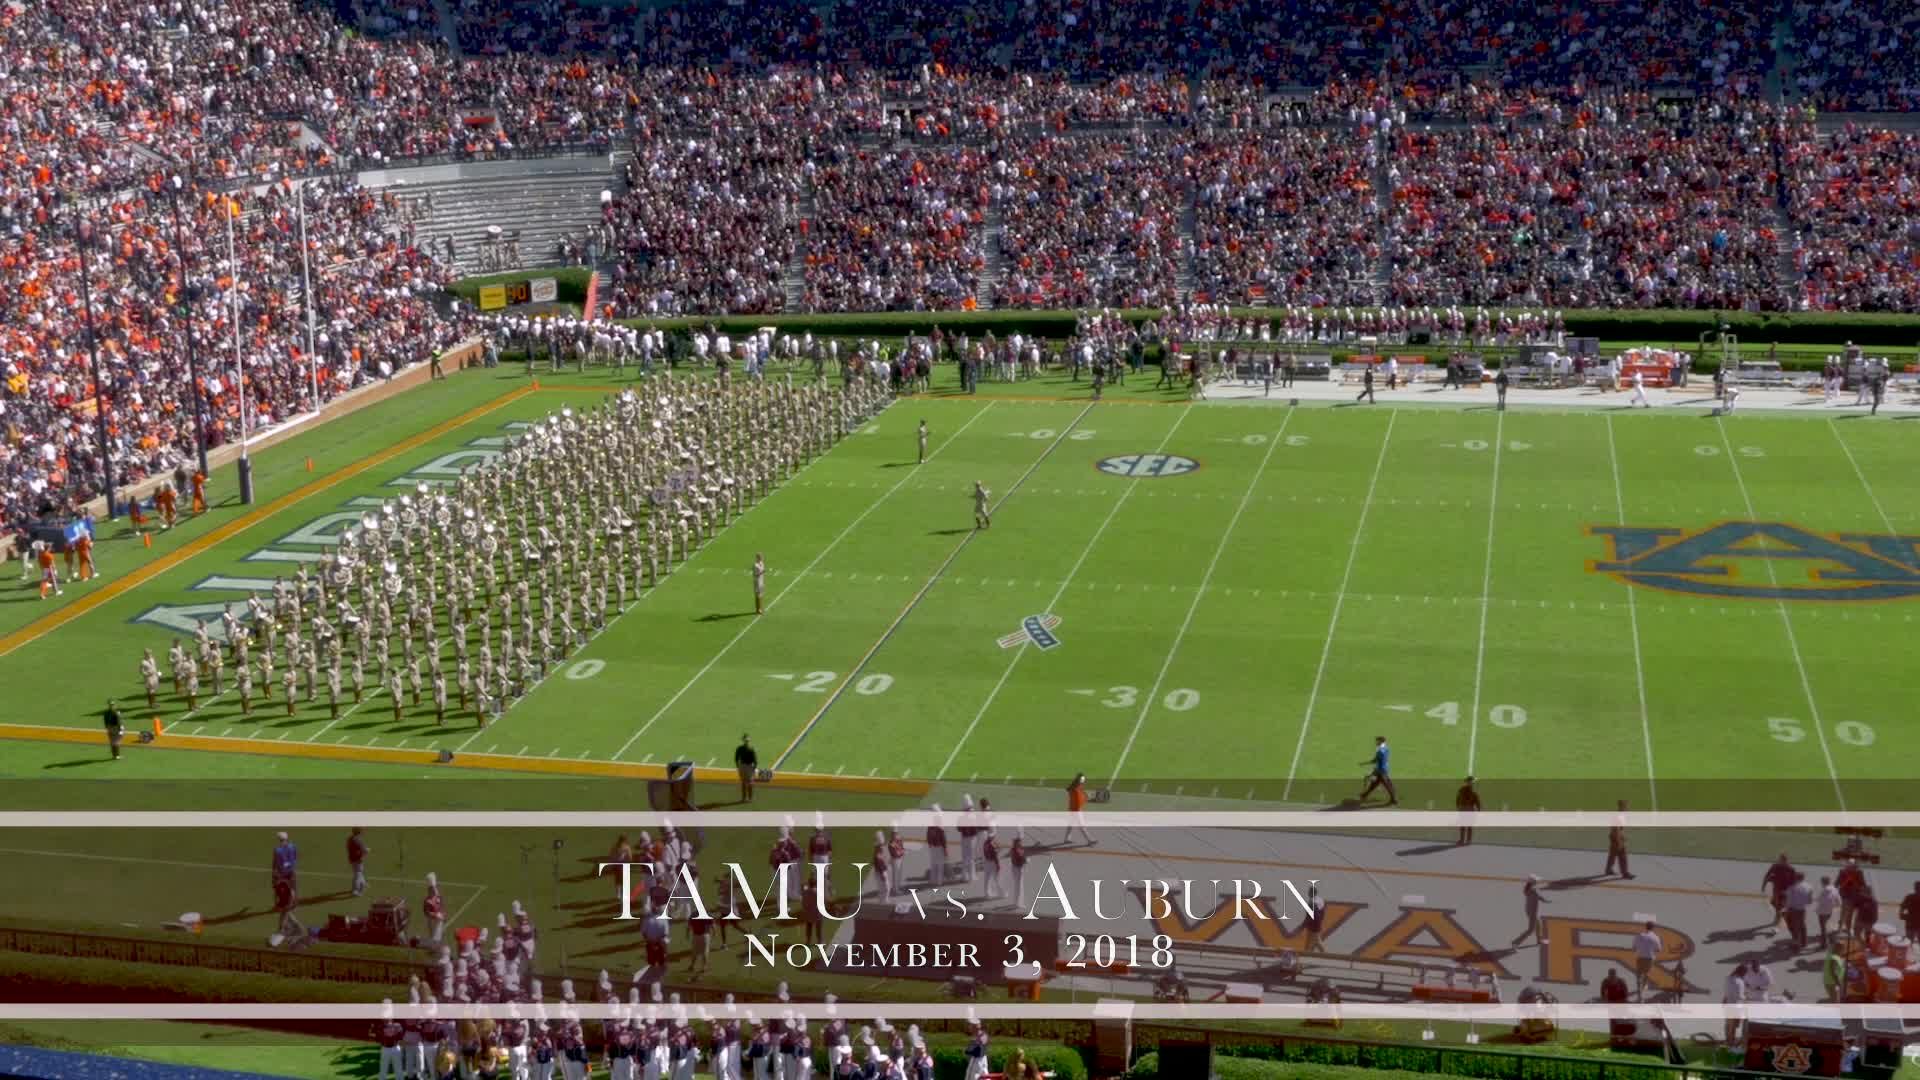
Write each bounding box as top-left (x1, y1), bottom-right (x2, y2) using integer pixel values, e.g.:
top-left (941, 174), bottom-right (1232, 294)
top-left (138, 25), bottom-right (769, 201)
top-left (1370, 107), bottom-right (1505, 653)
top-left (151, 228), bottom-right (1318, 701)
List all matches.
top-left (305, 457), bottom-right (313, 472)
top-left (143, 533), bottom-right (152, 548)
top-left (532, 379), bottom-right (541, 390)
top-left (152, 717), bottom-right (164, 737)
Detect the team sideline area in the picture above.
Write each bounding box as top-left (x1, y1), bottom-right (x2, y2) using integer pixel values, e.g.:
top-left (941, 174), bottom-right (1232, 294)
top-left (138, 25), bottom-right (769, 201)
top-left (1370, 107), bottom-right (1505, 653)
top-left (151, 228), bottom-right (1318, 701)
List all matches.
top-left (4, 365), bottom-right (1916, 812)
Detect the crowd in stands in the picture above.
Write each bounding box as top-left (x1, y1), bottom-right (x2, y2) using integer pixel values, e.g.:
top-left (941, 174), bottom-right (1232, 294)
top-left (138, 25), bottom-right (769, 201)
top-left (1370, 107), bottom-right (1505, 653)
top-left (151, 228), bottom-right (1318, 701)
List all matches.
top-left (603, 136), bottom-right (799, 316)
top-left (1786, 124), bottom-right (1920, 311)
top-left (1387, 105), bottom-right (1789, 310)
top-left (0, 175), bottom-right (466, 533)
top-left (802, 146), bottom-right (990, 311)
top-left (1791, 0), bottom-right (1920, 112)
top-left (1188, 130), bottom-right (1381, 306)
top-left (9, 0), bottom-right (1920, 534)
top-left (996, 133), bottom-right (1186, 309)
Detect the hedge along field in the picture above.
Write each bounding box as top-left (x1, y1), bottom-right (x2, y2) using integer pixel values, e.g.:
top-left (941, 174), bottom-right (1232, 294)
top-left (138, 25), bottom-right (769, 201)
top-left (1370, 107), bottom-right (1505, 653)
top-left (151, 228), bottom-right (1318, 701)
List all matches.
top-left (451, 276), bottom-right (1920, 368)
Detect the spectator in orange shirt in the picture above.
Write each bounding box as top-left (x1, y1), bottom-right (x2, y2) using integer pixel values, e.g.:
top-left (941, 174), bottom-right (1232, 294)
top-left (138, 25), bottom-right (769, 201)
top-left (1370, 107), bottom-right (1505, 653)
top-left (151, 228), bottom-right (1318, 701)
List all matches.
top-left (1064, 772), bottom-right (1093, 846)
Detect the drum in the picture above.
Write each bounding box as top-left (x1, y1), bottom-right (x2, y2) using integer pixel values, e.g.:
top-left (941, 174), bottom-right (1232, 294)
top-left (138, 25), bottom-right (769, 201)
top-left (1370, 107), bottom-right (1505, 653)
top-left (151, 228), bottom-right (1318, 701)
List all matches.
top-left (1874, 967), bottom-right (1902, 1002)
top-left (1902, 965), bottom-right (1920, 1004)
top-left (1888, 937), bottom-right (1910, 966)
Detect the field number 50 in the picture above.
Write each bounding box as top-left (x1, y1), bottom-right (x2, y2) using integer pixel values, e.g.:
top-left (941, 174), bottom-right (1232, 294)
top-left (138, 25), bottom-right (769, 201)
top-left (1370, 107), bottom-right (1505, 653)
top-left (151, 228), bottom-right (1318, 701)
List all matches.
top-left (1767, 717), bottom-right (1874, 746)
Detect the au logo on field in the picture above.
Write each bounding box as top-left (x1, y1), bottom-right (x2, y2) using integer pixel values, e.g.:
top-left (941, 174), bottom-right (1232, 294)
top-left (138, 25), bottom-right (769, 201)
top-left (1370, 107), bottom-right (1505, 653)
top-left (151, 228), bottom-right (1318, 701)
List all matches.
top-left (1097, 453), bottom-right (1199, 479)
top-left (1590, 521), bottom-right (1920, 602)
top-left (1000, 614), bottom-right (1062, 650)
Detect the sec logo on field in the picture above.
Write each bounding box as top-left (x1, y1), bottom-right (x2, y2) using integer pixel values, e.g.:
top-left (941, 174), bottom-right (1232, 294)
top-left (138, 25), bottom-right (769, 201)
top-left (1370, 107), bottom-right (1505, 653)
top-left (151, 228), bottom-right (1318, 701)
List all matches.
top-left (1097, 453), bottom-right (1199, 478)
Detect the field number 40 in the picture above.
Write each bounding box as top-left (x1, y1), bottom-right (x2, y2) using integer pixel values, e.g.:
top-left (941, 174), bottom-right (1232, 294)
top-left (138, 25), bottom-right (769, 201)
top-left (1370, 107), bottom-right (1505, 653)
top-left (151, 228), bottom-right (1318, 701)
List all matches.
top-left (1426, 702), bottom-right (1527, 728)
top-left (1768, 717), bottom-right (1874, 746)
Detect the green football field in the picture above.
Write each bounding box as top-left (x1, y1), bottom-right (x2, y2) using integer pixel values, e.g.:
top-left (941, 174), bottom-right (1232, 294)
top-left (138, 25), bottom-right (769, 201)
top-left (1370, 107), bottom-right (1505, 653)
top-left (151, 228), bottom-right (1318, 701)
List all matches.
top-left (4, 365), bottom-right (1918, 812)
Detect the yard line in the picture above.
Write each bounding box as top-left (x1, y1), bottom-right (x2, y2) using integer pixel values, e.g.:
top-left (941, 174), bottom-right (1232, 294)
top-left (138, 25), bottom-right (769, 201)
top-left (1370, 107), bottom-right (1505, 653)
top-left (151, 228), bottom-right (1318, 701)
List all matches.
top-left (1465, 411), bottom-right (1505, 775)
top-left (1718, 421), bottom-right (1846, 812)
top-left (1282, 411), bottom-right (1397, 801)
top-left (1108, 410), bottom-right (1294, 783)
top-left (778, 401), bottom-right (1103, 770)
top-left (1604, 415), bottom-right (1658, 811)
top-left (612, 402), bottom-right (998, 761)
top-left (0, 847), bottom-right (483, 887)
top-left (444, 885), bottom-right (488, 929)
top-left (308, 687), bottom-right (382, 742)
top-left (935, 405), bottom-right (1195, 781)
top-left (1828, 419), bottom-right (1897, 534)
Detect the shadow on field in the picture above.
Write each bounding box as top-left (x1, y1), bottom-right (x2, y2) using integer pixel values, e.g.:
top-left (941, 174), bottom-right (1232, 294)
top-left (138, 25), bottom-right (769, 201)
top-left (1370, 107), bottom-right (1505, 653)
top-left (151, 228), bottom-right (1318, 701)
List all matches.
top-left (41, 758), bottom-right (110, 770)
top-left (328, 1045), bottom-right (383, 1078)
top-left (697, 612), bottom-right (754, 623)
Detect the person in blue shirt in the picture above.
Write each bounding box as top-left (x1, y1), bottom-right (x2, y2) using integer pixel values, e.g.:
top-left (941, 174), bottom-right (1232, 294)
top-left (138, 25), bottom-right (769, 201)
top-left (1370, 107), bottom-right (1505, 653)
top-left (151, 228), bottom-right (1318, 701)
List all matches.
top-left (1358, 736), bottom-right (1398, 806)
top-left (272, 831), bottom-right (299, 890)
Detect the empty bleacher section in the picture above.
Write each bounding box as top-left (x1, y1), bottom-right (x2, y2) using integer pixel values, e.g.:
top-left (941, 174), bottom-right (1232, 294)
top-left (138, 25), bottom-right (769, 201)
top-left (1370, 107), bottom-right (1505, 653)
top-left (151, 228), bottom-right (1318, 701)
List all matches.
top-left (366, 156), bottom-right (622, 276)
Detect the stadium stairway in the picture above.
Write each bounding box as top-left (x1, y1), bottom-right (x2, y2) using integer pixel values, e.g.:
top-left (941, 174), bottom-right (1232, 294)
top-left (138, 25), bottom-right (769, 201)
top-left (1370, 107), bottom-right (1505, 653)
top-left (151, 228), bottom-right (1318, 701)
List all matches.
top-left (977, 204), bottom-right (1006, 310)
top-left (784, 188), bottom-right (817, 311)
top-left (433, 0), bottom-right (462, 55)
top-left (1371, 125), bottom-right (1393, 304)
top-left (1177, 192), bottom-right (1198, 303)
top-left (363, 156), bottom-right (617, 276)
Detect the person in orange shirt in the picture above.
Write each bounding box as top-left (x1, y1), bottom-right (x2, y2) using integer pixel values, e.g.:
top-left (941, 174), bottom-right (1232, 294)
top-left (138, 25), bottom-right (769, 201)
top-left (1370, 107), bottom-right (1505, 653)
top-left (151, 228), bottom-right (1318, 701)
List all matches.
top-left (74, 532), bottom-right (95, 582)
top-left (37, 542), bottom-right (62, 599)
top-left (190, 470), bottom-right (207, 515)
top-left (1064, 773), bottom-right (1093, 846)
top-left (155, 483), bottom-right (177, 528)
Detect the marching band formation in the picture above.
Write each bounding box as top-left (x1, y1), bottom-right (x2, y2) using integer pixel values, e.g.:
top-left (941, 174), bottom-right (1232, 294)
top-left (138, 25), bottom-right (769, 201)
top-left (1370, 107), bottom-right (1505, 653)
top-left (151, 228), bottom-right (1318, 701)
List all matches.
top-left (138, 376), bottom-right (893, 729)
top-left (371, 985), bottom-right (966, 1080)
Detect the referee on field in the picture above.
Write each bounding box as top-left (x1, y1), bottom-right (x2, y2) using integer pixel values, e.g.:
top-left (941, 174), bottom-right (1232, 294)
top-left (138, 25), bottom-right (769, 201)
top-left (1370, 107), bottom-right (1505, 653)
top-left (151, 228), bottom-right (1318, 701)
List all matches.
top-left (103, 699), bottom-right (124, 761)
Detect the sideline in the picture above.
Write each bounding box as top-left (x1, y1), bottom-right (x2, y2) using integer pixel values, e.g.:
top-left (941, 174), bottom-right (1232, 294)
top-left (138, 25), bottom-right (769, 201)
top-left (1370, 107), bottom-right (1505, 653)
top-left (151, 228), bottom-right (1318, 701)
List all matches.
top-left (0, 722), bottom-right (930, 797)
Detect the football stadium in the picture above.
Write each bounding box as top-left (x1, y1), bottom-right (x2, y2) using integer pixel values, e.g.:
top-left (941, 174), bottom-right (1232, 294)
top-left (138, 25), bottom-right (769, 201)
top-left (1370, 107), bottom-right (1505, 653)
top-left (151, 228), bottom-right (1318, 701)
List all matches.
top-left (4, 0), bottom-right (1920, 1077)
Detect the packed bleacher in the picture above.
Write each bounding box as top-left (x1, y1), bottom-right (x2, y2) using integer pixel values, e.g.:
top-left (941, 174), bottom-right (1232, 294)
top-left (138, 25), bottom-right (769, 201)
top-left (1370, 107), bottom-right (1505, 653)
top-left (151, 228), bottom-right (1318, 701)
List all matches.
top-left (8, 0), bottom-right (1920, 536)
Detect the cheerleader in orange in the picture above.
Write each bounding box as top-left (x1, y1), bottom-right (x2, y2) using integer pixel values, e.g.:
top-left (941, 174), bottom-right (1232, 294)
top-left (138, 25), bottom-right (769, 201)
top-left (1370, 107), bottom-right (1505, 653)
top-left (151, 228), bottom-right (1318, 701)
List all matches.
top-left (190, 470), bottom-right (208, 515)
top-left (36, 542), bottom-right (62, 599)
top-left (74, 532), bottom-right (95, 581)
top-left (155, 483), bottom-right (178, 529)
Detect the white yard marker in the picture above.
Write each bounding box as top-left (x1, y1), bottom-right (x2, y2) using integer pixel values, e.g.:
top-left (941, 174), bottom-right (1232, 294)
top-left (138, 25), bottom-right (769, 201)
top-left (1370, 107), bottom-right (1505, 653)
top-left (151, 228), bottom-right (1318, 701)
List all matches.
top-left (1466, 411), bottom-right (1505, 774)
top-left (1719, 422), bottom-right (1846, 812)
top-left (611, 403), bottom-right (998, 760)
top-left (1110, 412), bottom-right (1293, 782)
top-left (937, 406), bottom-right (1196, 780)
top-left (1829, 419), bottom-right (1898, 534)
top-left (1283, 412), bottom-right (1397, 799)
top-left (1605, 415), bottom-right (1658, 810)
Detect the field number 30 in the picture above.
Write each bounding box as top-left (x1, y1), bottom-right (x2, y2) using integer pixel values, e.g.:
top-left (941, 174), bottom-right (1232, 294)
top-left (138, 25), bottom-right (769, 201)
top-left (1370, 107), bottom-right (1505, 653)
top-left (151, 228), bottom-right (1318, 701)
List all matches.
top-left (1102, 686), bottom-right (1200, 711)
top-left (1768, 717), bottom-right (1874, 746)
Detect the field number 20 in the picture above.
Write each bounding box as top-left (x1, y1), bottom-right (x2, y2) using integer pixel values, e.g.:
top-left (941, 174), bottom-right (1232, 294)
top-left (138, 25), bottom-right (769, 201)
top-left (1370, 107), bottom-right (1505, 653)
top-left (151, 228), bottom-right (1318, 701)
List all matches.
top-left (1767, 717), bottom-right (1874, 746)
top-left (1026, 429), bottom-right (1097, 440)
top-left (1102, 686), bottom-right (1201, 711)
top-left (795, 671), bottom-right (895, 696)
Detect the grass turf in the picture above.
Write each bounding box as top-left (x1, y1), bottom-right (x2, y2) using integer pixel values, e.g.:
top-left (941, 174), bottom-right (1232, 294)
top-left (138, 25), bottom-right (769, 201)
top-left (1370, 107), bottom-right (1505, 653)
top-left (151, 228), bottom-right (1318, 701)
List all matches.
top-left (3, 363), bottom-right (1917, 811)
